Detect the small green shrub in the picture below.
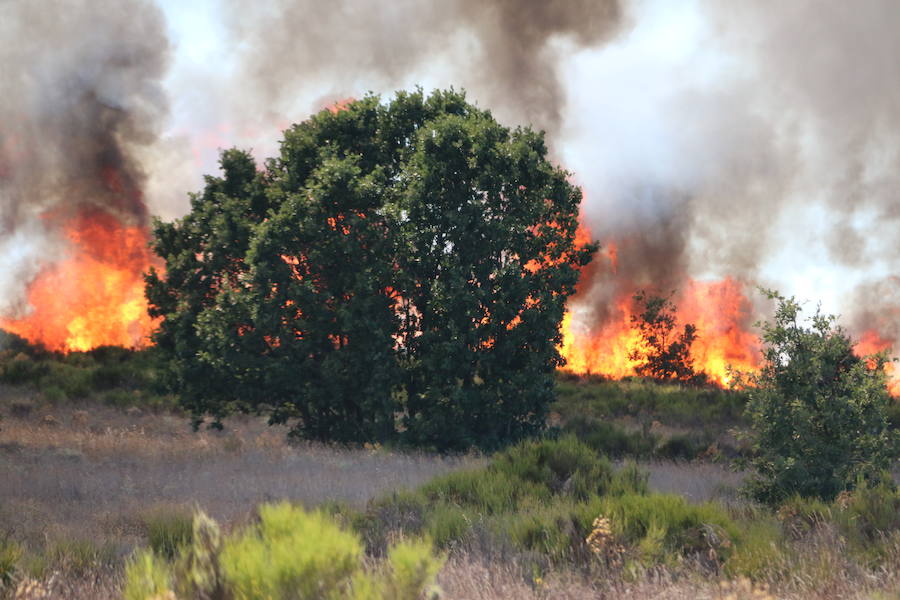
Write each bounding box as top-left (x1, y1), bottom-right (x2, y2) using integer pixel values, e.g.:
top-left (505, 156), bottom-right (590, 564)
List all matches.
top-left (0, 537), bottom-right (21, 592)
top-left (46, 538), bottom-right (117, 575)
top-left (124, 505), bottom-right (443, 600)
top-left (742, 292), bottom-right (900, 503)
top-left (578, 493), bottom-right (740, 566)
top-left (724, 516), bottom-right (786, 578)
top-left (655, 433), bottom-right (707, 461)
top-left (0, 353), bottom-right (47, 385)
top-left (42, 363), bottom-right (94, 399)
top-left (123, 550), bottom-right (172, 600)
top-left (561, 417), bottom-right (658, 458)
top-left (222, 503), bottom-right (364, 599)
top-left (41, 385), bottom-right (67, 403)
top-left (492, 435), bottom-right (618, 500)
top-left (142, 507), bottom-right (193, 559)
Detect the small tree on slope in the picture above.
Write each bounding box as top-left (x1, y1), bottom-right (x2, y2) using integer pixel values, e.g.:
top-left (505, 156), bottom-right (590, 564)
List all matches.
top-left (741, 290), bottom-right (899, 504)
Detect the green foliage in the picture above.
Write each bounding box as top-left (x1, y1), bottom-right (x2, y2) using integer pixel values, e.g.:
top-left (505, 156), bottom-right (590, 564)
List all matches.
top-left (553, 376), bottom-right (747, 427)
top-left (741, 291), bottom-right (899, 504)
top-left (142, 507), bottom-right (193, 560)
top-left (123, 550), bottom-right (172, 600)
top-left (344, 437), bottom-right (749, 570)
top-left (0, 344), bottom-right (168, 410)
top-left (46, 538), bottom-right (117, 575)
top-left (222, 503), bottom-right (364, 599)
top-left (628, 291), bottom-right (705, 384)
top-left (123, 505), bottom-right (443, 600)
top-left (0, 538), bottom-right (21, 592)
top-left (146, 89), bottom-right (594, 450)
top-left (559, 416), bottom-right (659, 458)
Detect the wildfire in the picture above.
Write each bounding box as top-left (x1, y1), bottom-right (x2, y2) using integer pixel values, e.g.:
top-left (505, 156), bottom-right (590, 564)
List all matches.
top-left (0, 208), bottom-right (159, 352)
top-left (854, 330), bottom-right (900, 395)
top-left (559, 224), bottom-right (762, 386)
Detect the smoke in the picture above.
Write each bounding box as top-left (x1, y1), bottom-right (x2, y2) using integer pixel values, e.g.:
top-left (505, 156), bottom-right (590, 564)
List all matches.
top-left (220, 0), bottom-right (625, 137)
top-left (0, 0), bottom-right (174, 317)
top-left (560, 0), bottom-right (900, 344)
top-left (3, 0), bottom-right (899, 355)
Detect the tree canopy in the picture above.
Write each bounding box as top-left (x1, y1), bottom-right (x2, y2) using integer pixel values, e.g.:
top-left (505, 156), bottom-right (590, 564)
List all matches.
top-left (146, 89), bottom-right (595, 450)
top-left (741, 291), bottom-right (899, 503)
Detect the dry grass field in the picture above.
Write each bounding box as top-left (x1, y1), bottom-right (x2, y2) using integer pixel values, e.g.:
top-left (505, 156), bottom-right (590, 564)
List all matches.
top-left (2, 391), bottom-right (900, 599)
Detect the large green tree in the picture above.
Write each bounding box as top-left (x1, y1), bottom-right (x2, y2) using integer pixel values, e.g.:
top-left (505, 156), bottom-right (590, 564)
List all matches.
top-left (146, 89), bottom-right (594, 450)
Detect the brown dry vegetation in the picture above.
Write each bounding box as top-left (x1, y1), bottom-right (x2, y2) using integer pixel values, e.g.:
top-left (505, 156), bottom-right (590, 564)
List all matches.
top-left (3, 391), bottom-right (900, 599)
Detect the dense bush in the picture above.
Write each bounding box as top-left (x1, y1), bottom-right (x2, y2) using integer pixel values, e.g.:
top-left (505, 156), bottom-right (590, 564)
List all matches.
top-left (340, 437), bottom-right (754, 572)
top-left (146, 89), bottom-right (595, 451)
top-left (141, 507), bottom-right (193, 560)
top-left (124, 504), bottom-right (443, 600)
top-left (0, 344), bottom-right (173, 410)
top-left (741, 291), bottom-right (899, 503)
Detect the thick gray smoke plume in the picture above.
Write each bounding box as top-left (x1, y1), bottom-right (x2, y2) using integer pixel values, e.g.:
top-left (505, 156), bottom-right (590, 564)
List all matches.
top-left (3, 0), bottom-right (899, 356)
top-left (0, 0), bottom-right (171, 317)
top-left (560, 0), bottom-right (900, 345)
top-left (222, 0), bottom-right (625, 136)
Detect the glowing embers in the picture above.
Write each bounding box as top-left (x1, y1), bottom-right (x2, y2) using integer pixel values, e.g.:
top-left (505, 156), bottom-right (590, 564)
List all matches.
top-left (0, 208), bottom-right (159, 352)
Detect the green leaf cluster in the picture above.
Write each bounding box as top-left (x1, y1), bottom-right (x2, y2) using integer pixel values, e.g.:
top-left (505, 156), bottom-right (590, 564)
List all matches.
top-left (741, 290), bottom-right (899, 503)
top-left (123, 504), bottom-right (442, 600)
top-left (146, 89), bottom-right (595, 450)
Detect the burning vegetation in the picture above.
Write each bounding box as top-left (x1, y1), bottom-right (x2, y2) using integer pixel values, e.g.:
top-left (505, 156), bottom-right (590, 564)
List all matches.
top-left (0, 208), bottom-right (158, 353)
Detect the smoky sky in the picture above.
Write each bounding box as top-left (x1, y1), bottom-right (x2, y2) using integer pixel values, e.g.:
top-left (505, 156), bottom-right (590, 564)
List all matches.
top-left (222, 0), bottom-right (626, 138)
top-left (0, 0), bottom-right (171, 316)
top-left (3, 0), bottom-right (900, 348)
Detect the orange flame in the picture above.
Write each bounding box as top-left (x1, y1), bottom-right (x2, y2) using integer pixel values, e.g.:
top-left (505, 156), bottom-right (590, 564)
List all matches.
top-left (0, 208), bottom-right (159, 352)
top-left (854, 329), bottom-right (900, 395)
top-left (559, 228), bottom-right (762, 386)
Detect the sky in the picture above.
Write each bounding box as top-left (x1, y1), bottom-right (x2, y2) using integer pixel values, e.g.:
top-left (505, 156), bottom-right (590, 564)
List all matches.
top-left (149, 0), bottom-right (900, 326)
top-left (4, 0), bottom-right (898, 344)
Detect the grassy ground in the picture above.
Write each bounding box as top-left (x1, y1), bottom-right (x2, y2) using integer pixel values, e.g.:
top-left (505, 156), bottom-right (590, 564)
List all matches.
top-left (2, 347), bottom-right (900, 598)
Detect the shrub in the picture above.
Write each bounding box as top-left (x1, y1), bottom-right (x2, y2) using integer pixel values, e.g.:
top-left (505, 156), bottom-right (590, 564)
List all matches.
top-left (491, 435), bottom-right (619, 500)
top-left (560, 416), bottom-right (658, 458)
top-left (123, 550), bottom-right (172, 600)
top-left (46, 538), bottom-right (117, 575)
top-left (123, 505), bottom-right (443, 600)
top-left (0, 353), bottom-right (47, 385)
top-left (581, 493), bottom-right (739, 566)
top-left (142, 507), bottom-right (193, 559)
top-left (0, 538), bottom-right (21, 592)
top-left (741, 291), bottom-right (900, 503)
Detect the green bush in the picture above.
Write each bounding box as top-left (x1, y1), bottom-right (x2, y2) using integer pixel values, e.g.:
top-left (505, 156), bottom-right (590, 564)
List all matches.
top-left (554, 377), bottom-right (747, 427)
top-left (142, 507), bottom-right (193, 559)
top-left (560, 417), bottom-right (658, 458)
top-left (123, 550), bottom-right (172, 600)
top-left (741, 292), bottom-right (899, 503)
top-left (46, 538), bottom-right (117, 575)
top-left (0, 537), bottom-right (21, 592)
top-left (581, 493), bottom-right (740, 566)
top-left (0, 353), bottom-right (48, 385)
top-left (123, 505), bottom-right (443, 600)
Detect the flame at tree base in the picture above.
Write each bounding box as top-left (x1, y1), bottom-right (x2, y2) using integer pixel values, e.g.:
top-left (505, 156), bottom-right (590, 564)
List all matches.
top-left (0, 208), bottom-right (159, 353)
top-left (559, 278), bottom-right (762, 387)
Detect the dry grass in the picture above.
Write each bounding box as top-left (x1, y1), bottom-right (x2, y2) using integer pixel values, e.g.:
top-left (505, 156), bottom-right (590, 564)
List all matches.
top-left (438, 537), bottom-right (900, 600)
top-left (4, 398), bottom-right (900, 599)
top-left (0, 399), bottom-right (479, 595)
